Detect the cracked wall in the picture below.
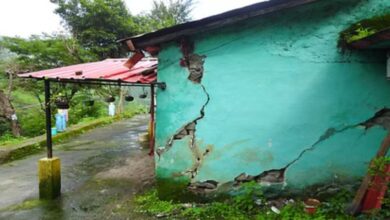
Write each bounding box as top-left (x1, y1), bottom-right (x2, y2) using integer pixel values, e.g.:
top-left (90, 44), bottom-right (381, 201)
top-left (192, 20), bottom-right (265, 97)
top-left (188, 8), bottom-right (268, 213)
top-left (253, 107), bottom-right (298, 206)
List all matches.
top-left (155, 0), bottom-right (390, 200)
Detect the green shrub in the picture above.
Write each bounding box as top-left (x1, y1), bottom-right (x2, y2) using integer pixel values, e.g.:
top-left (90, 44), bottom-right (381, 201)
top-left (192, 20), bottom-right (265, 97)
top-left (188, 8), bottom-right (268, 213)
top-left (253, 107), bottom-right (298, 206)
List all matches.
top-left (134, 189), bottom-right (181, 216)
top-left (0, 132), bottom-right (26, 146)
top-left (0, 118), bottom-right (10, 136)
top-left (232, 181), bottom-right (264, 214)
top-left (18, 108), bottom-right (46, 137)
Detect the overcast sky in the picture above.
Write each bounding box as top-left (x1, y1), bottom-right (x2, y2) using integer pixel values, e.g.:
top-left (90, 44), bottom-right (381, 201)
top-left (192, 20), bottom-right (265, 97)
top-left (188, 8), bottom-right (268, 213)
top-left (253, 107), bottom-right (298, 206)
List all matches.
top-left (0, 0), bottom-right (265, 38)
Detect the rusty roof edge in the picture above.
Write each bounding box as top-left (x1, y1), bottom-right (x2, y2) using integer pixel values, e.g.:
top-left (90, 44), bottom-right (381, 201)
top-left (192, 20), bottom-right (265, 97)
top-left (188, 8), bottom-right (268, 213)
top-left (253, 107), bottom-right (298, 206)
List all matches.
top-left (119, 0), bottom-right (320, 48)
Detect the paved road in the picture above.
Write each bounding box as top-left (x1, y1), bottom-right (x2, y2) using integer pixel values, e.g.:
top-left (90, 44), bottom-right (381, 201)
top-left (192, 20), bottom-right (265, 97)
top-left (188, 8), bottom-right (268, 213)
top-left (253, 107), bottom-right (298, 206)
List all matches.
top-left (0, 115), bottom-right (154, 220)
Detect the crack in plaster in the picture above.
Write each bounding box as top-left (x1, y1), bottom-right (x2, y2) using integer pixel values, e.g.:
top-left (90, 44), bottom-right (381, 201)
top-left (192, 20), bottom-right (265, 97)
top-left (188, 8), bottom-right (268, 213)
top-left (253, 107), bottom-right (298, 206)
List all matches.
top-left (157, 45), bottom-right (212, 183)
top-left (360, 108), bottom-right (390, 130)
top-left (233, 126), bottom-right (357, 186)
top-left (157, 84), bottom-right (210, 157)
top-left (234, 108), bottom-right (390, 186)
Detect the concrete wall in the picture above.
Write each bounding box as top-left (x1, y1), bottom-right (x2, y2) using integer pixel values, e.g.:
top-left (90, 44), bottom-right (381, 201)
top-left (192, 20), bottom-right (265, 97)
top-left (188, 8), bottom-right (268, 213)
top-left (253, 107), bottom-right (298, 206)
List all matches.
top-left (154, 0), bottom-right (390, 199)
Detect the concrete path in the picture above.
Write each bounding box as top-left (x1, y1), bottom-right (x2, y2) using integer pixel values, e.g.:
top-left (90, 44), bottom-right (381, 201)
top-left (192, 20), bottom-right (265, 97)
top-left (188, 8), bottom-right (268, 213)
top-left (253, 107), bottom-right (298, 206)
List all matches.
top-left (0, 115), bottom-right (154, 220)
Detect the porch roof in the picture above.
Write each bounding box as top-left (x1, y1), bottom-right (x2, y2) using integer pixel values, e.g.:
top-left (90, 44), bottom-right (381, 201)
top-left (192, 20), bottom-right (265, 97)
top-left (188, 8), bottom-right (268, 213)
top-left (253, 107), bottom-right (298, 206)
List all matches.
top-left (18, 58), bottom-right (158, 85)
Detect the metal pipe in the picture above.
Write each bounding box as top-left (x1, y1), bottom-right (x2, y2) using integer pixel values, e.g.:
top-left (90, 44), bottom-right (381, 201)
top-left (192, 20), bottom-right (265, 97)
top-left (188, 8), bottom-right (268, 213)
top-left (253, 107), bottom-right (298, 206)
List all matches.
top-left (44, 80), bottom-right (53, 158)
top-left (26, 77), bottom-right (167, 89)
top-left (149, 84), bottom-right (155, 156)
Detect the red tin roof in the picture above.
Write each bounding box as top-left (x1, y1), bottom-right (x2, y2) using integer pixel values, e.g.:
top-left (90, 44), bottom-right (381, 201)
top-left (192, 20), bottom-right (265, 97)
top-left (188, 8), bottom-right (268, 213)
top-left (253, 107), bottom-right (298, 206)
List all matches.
top-left (18, 58), bottom-right (157, 84)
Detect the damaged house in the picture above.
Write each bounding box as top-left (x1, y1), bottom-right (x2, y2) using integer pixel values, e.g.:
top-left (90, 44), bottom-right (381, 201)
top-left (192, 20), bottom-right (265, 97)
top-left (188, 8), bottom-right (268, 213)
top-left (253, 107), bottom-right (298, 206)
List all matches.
top-left (122, 0), bottom-right (390, 200)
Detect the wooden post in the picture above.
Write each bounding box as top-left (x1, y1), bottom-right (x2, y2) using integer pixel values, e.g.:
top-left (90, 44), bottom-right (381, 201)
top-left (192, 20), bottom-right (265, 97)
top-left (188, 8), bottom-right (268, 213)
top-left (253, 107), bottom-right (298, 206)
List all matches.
top-left (348, 132), bottom-right (390, 215)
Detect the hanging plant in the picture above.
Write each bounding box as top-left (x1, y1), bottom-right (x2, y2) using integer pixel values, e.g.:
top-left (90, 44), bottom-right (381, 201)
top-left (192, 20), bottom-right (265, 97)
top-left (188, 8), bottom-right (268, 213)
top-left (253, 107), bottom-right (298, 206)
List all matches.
top-left (125, 95), bottom-right (134, 102)
top-left (125, 88), bottom-right (134, 102)
top-left (52, 83), bottom-right (77, 109)
top-left (139, 87), bottom-right (148, 99)
top-left (55, 96), bottom-right (70, 109)
top-left (105, 96), bottom-right (115, 103)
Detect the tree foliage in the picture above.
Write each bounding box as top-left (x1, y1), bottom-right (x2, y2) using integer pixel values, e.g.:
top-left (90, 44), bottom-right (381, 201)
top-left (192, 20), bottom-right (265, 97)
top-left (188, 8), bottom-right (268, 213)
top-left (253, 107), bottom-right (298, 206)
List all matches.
top-left (53, 0), bottom-right (136, 59)
top-left (52, 0), bottom-right (193, 59)
top-left (1, 35), bottom-right (96, 71)
top-left (135, 0), bottom-right (193, 32)
top-left (0, 35), bottom-right (96, 112)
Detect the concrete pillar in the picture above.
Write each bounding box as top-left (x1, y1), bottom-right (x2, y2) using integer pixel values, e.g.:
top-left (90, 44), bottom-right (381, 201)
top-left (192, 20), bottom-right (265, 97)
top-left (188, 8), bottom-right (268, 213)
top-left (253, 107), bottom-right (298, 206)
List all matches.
top-left (38, 157), bottom-right (61, 199)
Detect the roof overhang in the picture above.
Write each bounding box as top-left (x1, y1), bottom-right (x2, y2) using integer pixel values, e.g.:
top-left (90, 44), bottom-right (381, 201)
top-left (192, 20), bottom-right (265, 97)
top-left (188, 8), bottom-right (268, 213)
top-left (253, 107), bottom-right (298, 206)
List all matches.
top-left (18, 58), bottom-right (159, 86)
top-left (120, 0), bottom-right (320, 50)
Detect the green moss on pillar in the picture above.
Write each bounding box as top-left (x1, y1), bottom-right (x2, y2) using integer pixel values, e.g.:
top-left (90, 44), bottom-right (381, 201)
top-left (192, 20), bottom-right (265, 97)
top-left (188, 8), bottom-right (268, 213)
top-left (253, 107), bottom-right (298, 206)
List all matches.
top-left (38, 157), bottom-right (61, 199)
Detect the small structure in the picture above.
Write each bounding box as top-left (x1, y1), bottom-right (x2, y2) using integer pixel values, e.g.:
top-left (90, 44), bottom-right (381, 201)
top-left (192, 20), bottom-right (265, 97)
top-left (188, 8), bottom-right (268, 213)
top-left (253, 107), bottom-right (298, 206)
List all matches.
top-left (121, 0), bottom-right (390, 205)
top-left (19, 58), bottom-right (162, 199)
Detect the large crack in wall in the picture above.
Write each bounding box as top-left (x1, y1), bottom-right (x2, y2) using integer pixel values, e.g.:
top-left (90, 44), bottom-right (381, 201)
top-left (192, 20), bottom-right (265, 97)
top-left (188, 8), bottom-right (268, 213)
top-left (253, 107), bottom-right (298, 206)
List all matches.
top-left (157, 40), bottom-right (212, 191)
top-left (158, 39), bottom-right (390, 193)
top-left (185, 108), bottom-right (390, 193)
top-left (233, 108), bottom-right (390, 186)
top-left (156, 84), bottom-right (210, 157)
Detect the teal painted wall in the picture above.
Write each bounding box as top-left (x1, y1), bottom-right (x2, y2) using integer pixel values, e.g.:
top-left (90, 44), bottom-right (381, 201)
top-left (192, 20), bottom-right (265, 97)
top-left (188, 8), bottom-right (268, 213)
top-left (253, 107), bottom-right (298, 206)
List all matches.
top-left (155, 0), bottom-right (390, 197)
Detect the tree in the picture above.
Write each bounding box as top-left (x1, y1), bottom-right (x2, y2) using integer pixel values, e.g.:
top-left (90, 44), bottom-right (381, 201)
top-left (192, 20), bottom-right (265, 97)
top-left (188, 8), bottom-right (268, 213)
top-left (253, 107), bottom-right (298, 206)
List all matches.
top-left (0, 57), bottom-right (22, 137)
top-left (0, 35), bottom-right (96, 111)
top-left (1, 35), bottom-right (96, 71)
top-left (0, 90), bottom-right (20, 137)
top-left (53, 0), bottom-right (136, 59)
top-left (134, 0), bottom-right (193, 32)
top-left (53, 0), bottom-right (194, 59)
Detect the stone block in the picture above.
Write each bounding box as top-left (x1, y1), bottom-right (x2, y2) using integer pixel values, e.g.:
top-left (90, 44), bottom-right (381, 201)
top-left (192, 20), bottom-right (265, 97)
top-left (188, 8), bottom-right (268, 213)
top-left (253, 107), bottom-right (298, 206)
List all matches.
top-left (38, 157), bottom-right (61, 199)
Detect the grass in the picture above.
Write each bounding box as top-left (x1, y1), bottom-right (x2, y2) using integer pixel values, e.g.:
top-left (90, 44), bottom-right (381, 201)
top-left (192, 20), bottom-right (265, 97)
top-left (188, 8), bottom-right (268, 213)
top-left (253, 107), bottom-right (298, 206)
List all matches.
top-left (0, 101), bottom-right (147, 146)
top-left (0, 133), bottom-right (27, 146)
top-left (0, 199), bottom-right (45, 212)
top-left (134, 182), bottom-right (390, 220)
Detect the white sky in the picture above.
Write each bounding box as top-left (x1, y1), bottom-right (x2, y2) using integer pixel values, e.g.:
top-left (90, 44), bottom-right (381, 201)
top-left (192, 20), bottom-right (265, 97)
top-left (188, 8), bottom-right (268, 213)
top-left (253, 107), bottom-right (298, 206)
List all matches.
top-left (0, 0), bottom-right (266, 38)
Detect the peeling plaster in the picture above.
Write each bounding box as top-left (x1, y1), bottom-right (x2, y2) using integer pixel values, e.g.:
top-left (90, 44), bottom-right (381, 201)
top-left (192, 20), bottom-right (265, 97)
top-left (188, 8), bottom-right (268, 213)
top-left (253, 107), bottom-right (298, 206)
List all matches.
top-left (186, 54), bottom-right (206, 83)
top-left (360, 108), bottom-right (390, 130)
top-left (188, 180), bottom-right (219, 194)
top-left (234, 168), bottom-right (286, 185)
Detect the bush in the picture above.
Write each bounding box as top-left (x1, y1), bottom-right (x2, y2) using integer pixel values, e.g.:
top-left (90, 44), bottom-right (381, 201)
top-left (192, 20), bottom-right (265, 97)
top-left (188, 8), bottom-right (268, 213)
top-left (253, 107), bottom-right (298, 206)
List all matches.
top-left (0, 118), bottom-right (10, 136)
top-left (18, 108), bottom-right (46, 137)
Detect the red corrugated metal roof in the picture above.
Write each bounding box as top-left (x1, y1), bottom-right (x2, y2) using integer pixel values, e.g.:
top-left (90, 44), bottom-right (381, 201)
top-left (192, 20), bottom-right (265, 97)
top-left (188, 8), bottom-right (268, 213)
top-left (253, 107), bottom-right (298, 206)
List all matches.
top-left (18, 58), bottom-right (157, 84)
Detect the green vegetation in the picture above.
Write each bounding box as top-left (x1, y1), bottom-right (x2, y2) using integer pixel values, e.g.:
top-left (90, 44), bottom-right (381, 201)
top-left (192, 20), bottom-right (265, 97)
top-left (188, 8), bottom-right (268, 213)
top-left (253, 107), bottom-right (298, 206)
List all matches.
top-left (0, 133), bottom-right (26, 146)
top-left (134, 182), bottom-right (389, 219)
top-left (0, 199), bottom-right (45, 212)
top-left (134, 0), bottom-right (193, 33)
top-left (0, 86), bottom-right (147, 146)
top-left (52, 0), bottom-right (193, 59)
top-left (0, 103), bottom-right (146, 163)
top-left (369, 156), bottom-right (390, 177)
top-left (339, 13), bottom-right (390, 45)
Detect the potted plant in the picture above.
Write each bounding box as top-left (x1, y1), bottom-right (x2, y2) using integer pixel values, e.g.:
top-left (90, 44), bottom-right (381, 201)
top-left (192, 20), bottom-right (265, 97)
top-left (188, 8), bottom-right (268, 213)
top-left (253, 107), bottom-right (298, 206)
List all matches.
top-left (55, 96), bottom-right (70, 109)
top-left (304, 198), bottom-right (320, 214)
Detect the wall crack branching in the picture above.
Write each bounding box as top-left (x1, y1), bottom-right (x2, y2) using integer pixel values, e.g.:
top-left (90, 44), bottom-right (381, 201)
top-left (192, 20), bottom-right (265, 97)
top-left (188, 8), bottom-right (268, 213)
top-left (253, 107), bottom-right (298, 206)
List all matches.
top-left (157, 40), bottom-right (212, 183)
top-left (234, 108), bottom-right (390, 186)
